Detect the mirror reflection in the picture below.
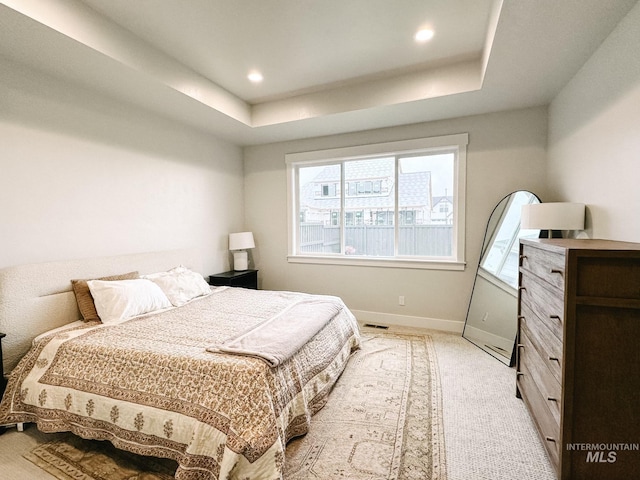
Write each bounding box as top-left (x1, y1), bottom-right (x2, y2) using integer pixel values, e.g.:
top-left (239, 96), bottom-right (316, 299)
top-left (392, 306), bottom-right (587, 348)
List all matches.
top-left (463, 191), bottom-right (540, 365)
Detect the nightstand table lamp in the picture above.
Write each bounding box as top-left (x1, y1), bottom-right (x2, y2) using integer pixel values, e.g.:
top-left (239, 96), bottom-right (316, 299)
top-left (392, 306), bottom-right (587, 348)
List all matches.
top-left (229, 232), bottom-right (255, 271)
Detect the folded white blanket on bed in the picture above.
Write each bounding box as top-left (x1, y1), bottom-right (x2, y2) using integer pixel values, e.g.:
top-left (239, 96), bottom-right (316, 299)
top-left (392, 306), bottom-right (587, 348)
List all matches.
top-left (207, 299), bottom-right (342, 366)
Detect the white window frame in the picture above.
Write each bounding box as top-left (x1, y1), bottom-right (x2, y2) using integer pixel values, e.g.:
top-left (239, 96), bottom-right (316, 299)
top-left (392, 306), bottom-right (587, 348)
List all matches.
top-left (286, 133), bottom-right (468, 270)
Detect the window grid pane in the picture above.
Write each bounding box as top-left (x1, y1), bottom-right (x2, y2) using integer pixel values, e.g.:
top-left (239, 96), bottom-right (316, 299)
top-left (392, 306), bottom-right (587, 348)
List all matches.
top-left (297, 164), bottom-right (341, 254)
top-left (343, 157), bottom-right (395, 256)
top-left (397, 153), bottom-right (454, 257)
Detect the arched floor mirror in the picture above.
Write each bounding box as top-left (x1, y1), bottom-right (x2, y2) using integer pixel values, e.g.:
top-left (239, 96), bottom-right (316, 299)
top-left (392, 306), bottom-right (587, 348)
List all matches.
top-left (462, 191), bottom-right (540, 366)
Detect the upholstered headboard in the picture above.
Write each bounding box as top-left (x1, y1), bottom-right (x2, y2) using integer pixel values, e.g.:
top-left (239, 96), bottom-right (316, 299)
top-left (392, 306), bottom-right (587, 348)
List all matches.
top-left (0, 248), bottom-right (201, 374)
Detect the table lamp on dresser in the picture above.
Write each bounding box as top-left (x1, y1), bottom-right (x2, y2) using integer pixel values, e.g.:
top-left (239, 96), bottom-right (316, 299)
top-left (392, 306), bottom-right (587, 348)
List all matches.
top-left (521, 202), bottom-right (585, 238)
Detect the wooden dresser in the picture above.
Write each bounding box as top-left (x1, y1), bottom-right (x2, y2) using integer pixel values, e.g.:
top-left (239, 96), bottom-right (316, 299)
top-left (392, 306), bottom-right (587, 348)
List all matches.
top-left (516, 238), bottom-right (640, 480)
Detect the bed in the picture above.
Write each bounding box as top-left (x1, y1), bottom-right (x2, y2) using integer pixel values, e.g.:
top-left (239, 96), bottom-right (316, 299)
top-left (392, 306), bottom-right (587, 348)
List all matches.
top-left (0, 249), bottom-right (360, 479)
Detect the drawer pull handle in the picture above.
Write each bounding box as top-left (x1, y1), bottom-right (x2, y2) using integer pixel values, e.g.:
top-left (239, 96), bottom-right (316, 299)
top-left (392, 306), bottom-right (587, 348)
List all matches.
top-left (547, 397), bottom-right (558, 402)
top-left (548, 356), bottom-right (560, 363)
top-left (550, 269), bottom-right (563, 275)
top-left (519, 255), bottom-right (527, 260)
top-left (545, 436), bottom-right (557, 443)
top-left (518, 286), bottom-right (526, 292)
top-left (516, 372), bottom-right (524, 378)
top-left (549, 315), bottom-right (561, 321)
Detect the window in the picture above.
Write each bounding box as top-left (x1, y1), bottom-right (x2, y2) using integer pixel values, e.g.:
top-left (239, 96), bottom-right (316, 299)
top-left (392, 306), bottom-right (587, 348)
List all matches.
top-left (318, 183), bottom-right (338, 197)
top-left (400, 210), bottom-right (415, 225)
top-left (286, 134), bottom-right (467, 270)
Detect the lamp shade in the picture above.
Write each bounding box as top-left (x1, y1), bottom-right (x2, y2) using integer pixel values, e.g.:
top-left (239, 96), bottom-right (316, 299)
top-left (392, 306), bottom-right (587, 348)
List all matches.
top-left (521, 203), bottom-right (585, 230)
top-left (229, 232), bottom-right (255, 251)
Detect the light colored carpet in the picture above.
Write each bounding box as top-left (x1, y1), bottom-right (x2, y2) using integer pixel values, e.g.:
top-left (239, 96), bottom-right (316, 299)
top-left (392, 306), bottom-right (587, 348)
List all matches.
top-left (431, 330), bottom-right (555, 480)
top-left (0, 327), bottom-right (555, 480)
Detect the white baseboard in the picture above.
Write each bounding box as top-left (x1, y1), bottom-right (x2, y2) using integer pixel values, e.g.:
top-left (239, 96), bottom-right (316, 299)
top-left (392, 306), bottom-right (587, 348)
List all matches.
top-left (351, 309), bottom-right (464, 334)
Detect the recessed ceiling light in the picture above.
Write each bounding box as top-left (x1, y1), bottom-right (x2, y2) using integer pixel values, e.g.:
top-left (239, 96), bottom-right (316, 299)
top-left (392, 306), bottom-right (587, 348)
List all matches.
top-left (248, 71), bottom-right (263, 83)
top-left (414, 28), bottom-right (434, 43)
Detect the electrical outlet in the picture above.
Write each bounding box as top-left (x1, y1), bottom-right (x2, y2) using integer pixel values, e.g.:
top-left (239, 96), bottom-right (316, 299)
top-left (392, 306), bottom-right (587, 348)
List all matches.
top-left (399, 295), bottom-right (405, 306)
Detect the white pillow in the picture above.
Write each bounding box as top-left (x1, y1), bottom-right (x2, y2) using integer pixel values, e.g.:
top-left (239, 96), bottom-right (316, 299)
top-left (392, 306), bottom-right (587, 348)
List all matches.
top-left (87, 278), bottom-right (172, 324)
top-left (143, 266), bottom-right (211, 307)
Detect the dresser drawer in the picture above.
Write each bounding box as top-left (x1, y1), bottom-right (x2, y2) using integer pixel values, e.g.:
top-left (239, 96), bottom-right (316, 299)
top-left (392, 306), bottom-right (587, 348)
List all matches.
top-left (518, 328), bottom-right (562, 424)
top-left (517, 355), bottom-right (561, 469)
top-left (519, 303), bottom-right (563, 383)
top-left (519, 272), bottom-right (564, 341)
top-left (520, 244), bottom-right (565, 291)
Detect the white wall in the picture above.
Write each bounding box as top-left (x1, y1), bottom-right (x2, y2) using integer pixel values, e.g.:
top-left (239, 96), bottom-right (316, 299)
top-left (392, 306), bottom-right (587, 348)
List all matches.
top-left (548, 2), bottom-right (640, 242)
top-left (0, 58), bottom-right (244, 273)
top-left (244, 106), bottom-right (548, 330)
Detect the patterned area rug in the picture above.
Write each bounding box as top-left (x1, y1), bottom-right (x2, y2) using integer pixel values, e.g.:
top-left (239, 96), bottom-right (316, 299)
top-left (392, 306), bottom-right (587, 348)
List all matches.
top-left (24, 332), bottom-right (446, 480)
top-left (24, 433), bottom-right (177, 480)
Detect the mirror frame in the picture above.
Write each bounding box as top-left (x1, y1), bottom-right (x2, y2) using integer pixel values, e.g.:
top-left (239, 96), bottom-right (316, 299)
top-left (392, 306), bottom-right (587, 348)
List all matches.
top-left (463, 190), bottom-right (541, 366)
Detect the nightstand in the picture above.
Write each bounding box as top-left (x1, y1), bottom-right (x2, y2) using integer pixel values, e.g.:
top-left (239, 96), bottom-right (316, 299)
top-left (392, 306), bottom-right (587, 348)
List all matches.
top-left (0, 333), bottom-right (6, 400)
top-left (208, 270), bottom-right (258, 289)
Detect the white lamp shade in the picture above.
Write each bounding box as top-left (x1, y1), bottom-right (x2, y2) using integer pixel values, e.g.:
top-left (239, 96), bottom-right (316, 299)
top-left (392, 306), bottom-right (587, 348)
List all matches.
top-left (229, 232), bottom-right (255, 251)
top-left (521, 203), bottom-right (585, 230)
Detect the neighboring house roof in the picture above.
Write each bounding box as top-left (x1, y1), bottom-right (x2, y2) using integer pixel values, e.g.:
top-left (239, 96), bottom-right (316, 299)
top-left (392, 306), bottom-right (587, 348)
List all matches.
top-left (300, 160), bottom-right (431, 210)
top-left (432, 196), bottom-right (453, 206)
